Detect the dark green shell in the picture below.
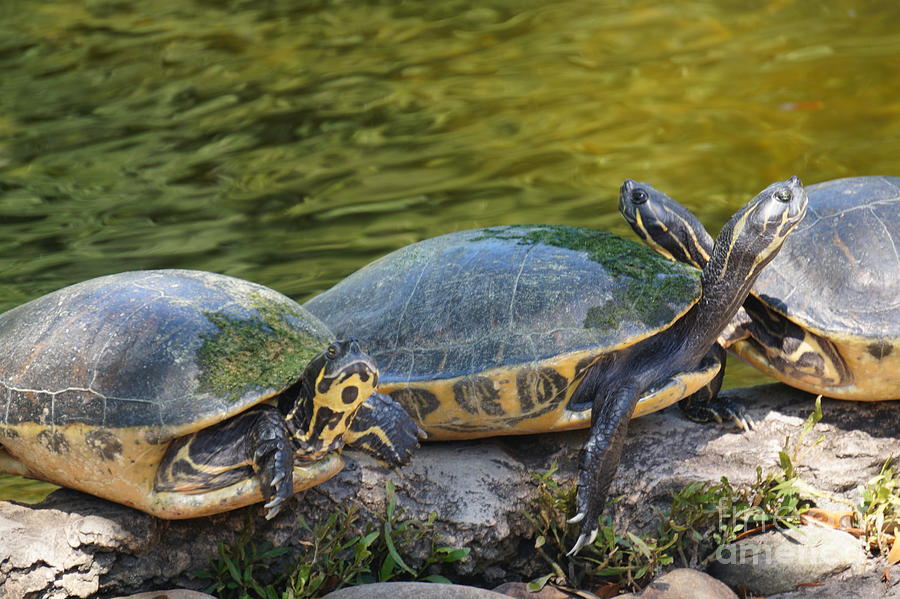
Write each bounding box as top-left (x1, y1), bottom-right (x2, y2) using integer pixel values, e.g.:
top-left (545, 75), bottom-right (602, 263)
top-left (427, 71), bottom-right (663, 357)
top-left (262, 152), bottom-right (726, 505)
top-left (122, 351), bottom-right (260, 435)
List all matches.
top-left (0, 270), bottom-right (332, 433)
top-left (752, 176), bottom-right (900, 339)
top-left (306, 225), bottom-right (700, 383)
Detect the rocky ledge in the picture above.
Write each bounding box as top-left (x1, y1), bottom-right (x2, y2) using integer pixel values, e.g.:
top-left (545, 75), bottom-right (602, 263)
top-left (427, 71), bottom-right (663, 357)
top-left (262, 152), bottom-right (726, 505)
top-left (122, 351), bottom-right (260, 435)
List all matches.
top-left (1, 384), bottom-right (898, 598)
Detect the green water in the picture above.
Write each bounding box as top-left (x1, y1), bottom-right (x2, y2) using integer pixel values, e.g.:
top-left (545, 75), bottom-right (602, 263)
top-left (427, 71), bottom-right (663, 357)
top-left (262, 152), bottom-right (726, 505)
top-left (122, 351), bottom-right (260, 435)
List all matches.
top-left (2, 0), bottom-right (899, 502)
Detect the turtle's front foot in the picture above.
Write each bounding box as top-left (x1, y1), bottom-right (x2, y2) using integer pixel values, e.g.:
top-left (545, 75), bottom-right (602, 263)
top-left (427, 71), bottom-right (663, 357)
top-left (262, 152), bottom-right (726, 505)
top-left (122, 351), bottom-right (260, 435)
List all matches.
top-left (679, 394), bottom-right (753, 431)
top-left (345, 392), bottom-right (426, 467)
top-left (257, 436), bottom-right (293, 520)
top-left (249, 409), bottom-right (295, 519)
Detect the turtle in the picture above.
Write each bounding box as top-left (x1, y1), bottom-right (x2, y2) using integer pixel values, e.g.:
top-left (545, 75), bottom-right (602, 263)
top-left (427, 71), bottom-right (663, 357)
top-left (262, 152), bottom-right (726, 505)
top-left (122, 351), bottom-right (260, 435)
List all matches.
top-left (305, 177), bottom-right (808, 554)
top-left (0, 270), bottom-right (421, 520)
top-left (619, 175), bottom-right (900, 401)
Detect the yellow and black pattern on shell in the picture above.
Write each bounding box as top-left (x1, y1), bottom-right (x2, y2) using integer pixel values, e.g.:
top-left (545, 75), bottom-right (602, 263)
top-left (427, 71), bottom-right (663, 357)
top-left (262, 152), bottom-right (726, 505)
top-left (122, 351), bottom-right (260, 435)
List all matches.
top-left (728, 298), bottom-right (900, 400)
top-left (377, 348), bottom-right (708, 440)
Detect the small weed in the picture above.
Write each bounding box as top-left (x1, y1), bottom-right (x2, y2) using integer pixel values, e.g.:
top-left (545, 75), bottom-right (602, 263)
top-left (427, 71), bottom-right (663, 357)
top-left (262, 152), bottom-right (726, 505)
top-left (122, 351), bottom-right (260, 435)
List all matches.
top-left (196, 515), bottom-right (291, 599)
top-left (525, 399), bottom-right (825, 592)
top-left (196, 480), bottom-right (469, 599)
top-left (856, 457), bottom-right (900, 557)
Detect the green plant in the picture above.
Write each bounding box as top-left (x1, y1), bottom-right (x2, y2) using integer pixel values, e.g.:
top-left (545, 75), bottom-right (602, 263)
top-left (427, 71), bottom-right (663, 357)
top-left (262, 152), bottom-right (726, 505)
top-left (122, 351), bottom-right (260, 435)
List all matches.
top-left (196, 480), bottom-right (469, 599)
top-left (856, 456), bottom-right (900, 557)
top-left (195, 515), bottom-right (292, 599)
top-left (368, 480), bottom-right (470, 584)
top-left (525, 399), bottom-right (825, 592)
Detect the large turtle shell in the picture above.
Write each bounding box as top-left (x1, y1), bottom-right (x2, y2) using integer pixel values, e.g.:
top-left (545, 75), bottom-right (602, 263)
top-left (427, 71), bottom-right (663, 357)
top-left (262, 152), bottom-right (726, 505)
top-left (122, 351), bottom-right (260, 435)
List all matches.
top-left (306, 225), bottom-right (700, 384)
top-left (751, 176), bottom-right (900, 341)
top-left (0, 270), bottom-right (332, 441)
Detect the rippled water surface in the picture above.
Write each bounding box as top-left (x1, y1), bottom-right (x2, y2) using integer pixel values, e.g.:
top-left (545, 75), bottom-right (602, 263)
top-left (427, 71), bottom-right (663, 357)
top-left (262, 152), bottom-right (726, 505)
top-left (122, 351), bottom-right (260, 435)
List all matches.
top-left (2, 0), bottom-right (899, 501)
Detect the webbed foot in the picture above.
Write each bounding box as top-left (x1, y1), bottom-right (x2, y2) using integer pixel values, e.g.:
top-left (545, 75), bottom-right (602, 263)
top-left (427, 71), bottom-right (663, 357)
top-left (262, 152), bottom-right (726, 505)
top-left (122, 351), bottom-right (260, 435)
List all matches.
top-left (345, 392), bottom-right (425, 466)
top-left (680, 394), bottom-right (753, 431)
top-left (249, 409), bottom-right (295, 519)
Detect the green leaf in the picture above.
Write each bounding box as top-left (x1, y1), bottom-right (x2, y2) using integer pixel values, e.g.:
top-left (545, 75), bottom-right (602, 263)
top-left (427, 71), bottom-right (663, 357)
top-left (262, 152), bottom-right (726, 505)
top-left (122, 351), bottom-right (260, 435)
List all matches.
top-left (223, 555), bottom-right (241, 583)
top-left (379, 553), bottom-right (397, 582)
top-left (421, 574), bottom-right (452, 583)
top-left (386, 479), bottom-right (397, 521)
top-left (383, 526), bottom-right (416, 576)
top-left (259, 546), bottom-right (291, 560)
top-left (435, 547), bottom-right (470, 562)
top-left (527, 574), bottom-right (553, 592)
top-left (626, 532), bottom-right (652, 558)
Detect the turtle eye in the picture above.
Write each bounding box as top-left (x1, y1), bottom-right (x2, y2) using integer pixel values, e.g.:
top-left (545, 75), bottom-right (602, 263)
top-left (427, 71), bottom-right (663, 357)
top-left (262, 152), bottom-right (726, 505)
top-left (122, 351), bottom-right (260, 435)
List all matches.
top-left (774, 189), bottom-right (792, 203)
top-left (631, 189), bottom-right (649, 205)
top-left (326, 344), bottom-right (338, 359)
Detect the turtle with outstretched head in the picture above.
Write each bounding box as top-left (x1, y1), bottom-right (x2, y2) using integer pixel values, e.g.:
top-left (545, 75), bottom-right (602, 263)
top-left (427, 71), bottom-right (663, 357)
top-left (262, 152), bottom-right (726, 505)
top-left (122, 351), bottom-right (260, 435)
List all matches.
top-left (0, 270), bottom-right (421, 519)
top-left (620, 175), bottom-right (900, 401)
top-left (307, 177), bottom-right (808, 554)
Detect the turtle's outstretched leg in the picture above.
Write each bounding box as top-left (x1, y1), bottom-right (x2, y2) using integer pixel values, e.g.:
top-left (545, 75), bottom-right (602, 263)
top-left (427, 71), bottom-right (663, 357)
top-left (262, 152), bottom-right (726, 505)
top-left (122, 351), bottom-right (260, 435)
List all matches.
top-left (567, 386), bottom-right (637, 556)
top-left (155, 405), bottom-right (298, 519)
top-left (344, 392), bottom-right (425, 467)
top-left (677, 346), bottom-right (751, 430)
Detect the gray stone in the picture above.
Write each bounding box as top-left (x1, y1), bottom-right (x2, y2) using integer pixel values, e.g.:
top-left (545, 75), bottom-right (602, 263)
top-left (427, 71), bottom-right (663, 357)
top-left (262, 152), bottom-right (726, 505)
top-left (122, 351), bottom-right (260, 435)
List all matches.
top-left (708, 526), bottom-right (868, 596)
top-left (630, 568), bottom-right (738, 599)
top-left (0, 385), bottom-right (897, 597)
top-left (491, 581), bottom-right (585, 598)
top-left (111, 592), bottom-right (217, 599)
top-left (767, 566), bottom-right (900, 599)
top-left (322, 581), bottom-right (510, 599)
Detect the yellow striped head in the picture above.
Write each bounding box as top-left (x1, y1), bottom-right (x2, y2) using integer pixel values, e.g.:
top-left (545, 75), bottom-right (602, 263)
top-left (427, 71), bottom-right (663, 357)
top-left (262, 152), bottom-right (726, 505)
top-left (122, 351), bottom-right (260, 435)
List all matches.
top-left (715, 175), bottom-right (808, 281)
top-left (311, 339), bottom-right (378, 415)
top-left (619, 178), bottom-right (714, 269)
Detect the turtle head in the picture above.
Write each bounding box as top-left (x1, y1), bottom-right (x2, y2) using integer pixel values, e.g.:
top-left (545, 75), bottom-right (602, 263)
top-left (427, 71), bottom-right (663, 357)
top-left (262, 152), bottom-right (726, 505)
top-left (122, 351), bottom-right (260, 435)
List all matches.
top-left (288, 339), bottom-right (379, 459)
top-left (692, 175), bottom-right (806, 323)
top-left (312, 339), bottom-right (378, 413)
top-left (718, 175), bottom-right (808, 279)
top-left (619, 178), bottom-right (714, 269)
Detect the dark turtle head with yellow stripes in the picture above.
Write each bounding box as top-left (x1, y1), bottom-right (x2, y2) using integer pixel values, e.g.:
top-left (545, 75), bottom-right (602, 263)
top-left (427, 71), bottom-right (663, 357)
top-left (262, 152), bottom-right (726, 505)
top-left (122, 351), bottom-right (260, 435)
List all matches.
top-left (284, 339), bottom-right (379, 460)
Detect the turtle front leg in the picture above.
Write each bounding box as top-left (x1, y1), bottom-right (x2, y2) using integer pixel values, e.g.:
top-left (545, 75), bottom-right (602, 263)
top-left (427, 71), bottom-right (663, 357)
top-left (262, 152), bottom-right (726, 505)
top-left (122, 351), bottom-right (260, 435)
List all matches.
top-left (248, 406), bottom-right (297, 519)
top-left (155, 405), bottom-right (297, 519)
top-left (344, 392), bottom-right (425, 467)
top-left (567, 386), bottom-right (637, 557)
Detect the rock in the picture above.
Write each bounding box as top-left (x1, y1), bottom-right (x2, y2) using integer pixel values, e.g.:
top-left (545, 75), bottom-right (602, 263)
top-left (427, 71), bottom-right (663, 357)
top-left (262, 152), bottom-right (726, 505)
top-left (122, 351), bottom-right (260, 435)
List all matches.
top-left (321, 581), bottom-right (510, 598)
top-left (111, 592), bottom-right (217, 599)
top-left (767, 565), bottom-right (899, 599)
top-left (492, 581), bottom-right (583, 597)
top-left (0, 385), bottom-right (897, 597)
top-left (708, 526), bottom-right (868, 596)
top-left (618, 568), bottom-right (738, 598)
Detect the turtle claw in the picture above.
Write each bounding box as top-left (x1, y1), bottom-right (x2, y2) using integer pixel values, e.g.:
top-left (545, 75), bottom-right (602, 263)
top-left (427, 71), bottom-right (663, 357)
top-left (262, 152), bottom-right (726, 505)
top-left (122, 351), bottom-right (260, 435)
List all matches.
top-left (566, 511), bottom-right (585, 524)
top-left (263, 495), bottom-right (286, 520)
top-left (680, 395), bottom-right (751, 431)
top-left (250, 409), bottom-right (295, 520)
top-left (734, 410), bottom-right (755, 432)
top-left (566, 527), bottom-right (598, 557)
